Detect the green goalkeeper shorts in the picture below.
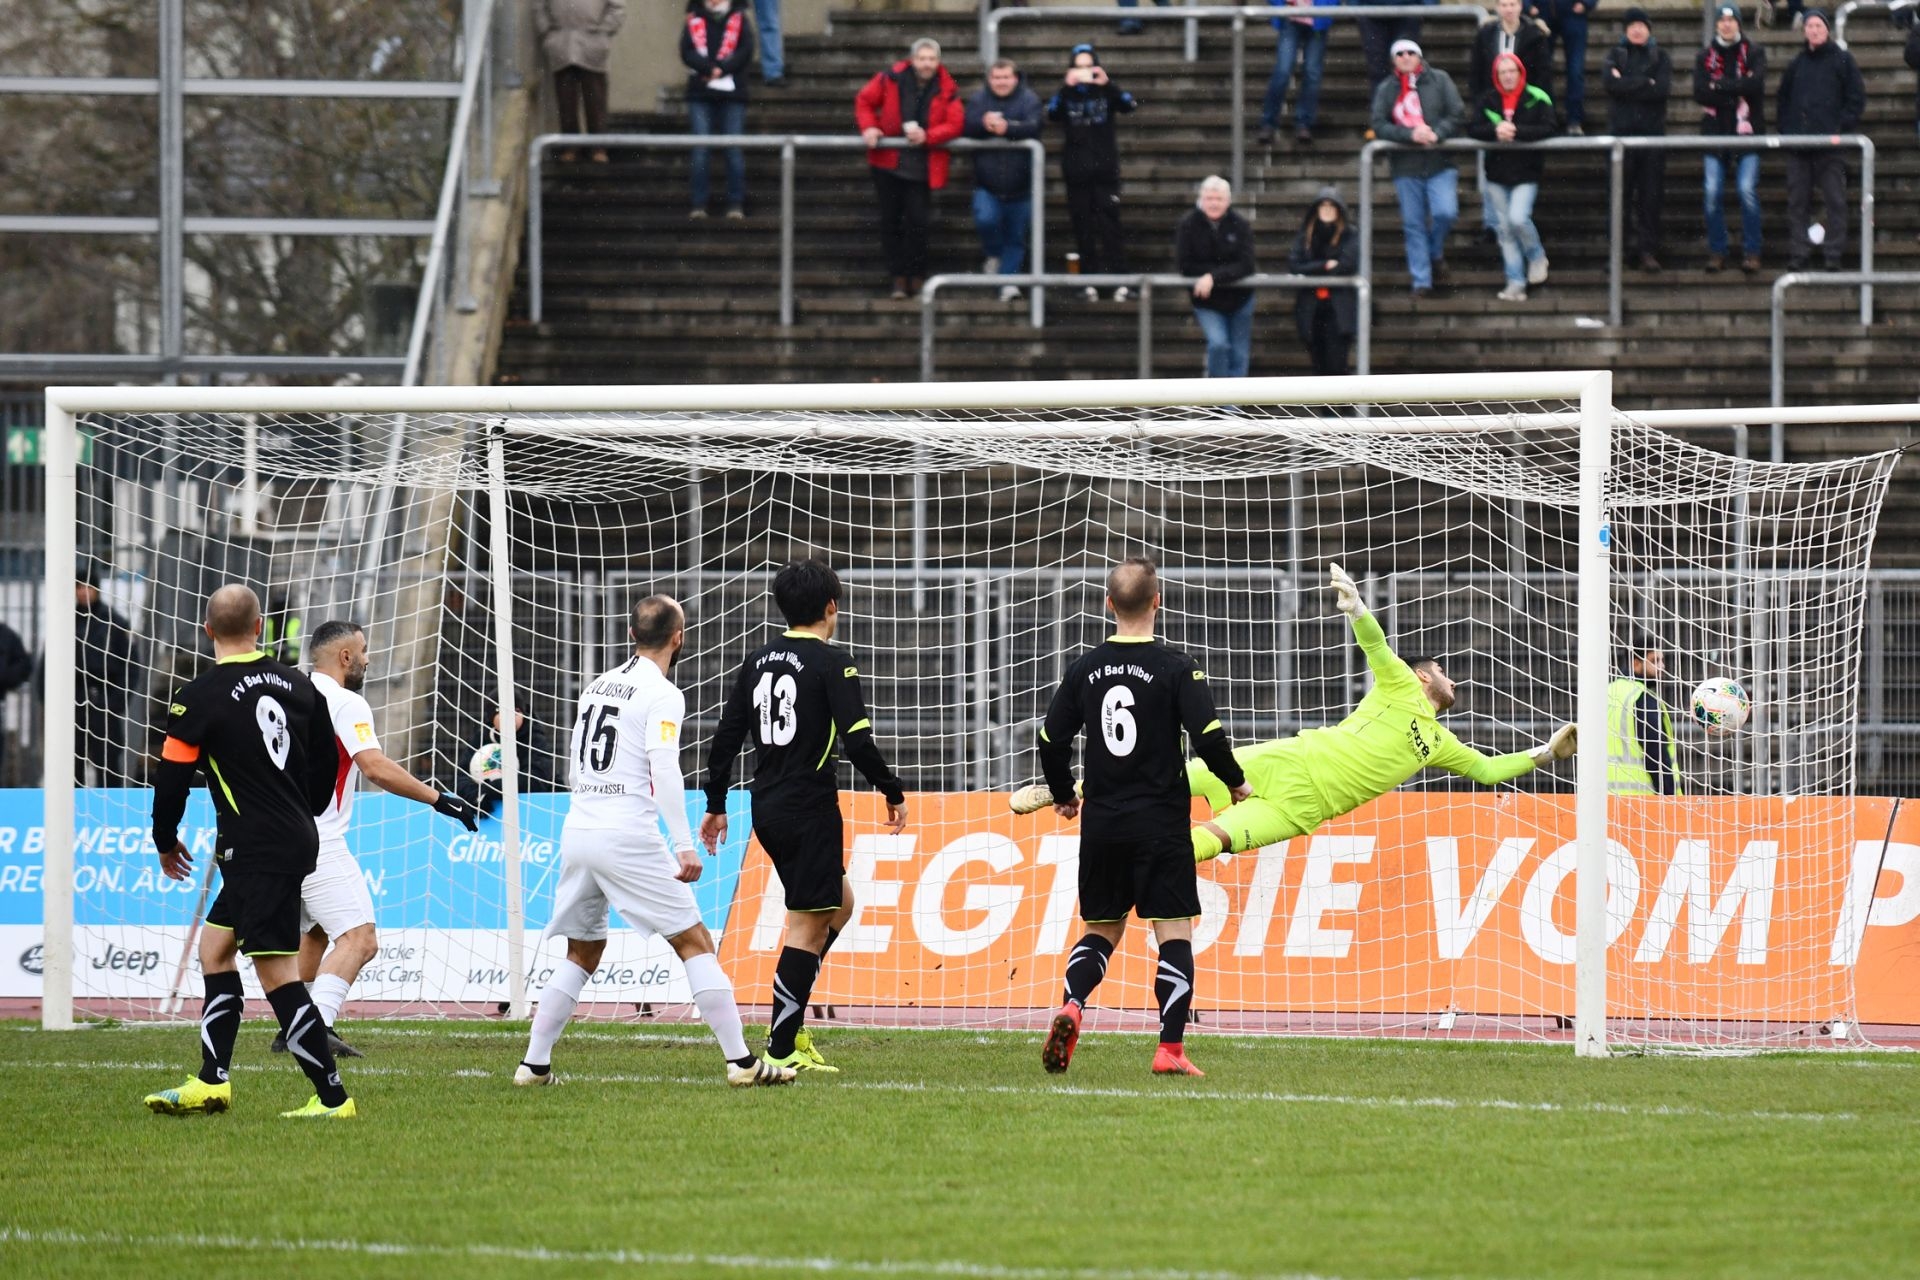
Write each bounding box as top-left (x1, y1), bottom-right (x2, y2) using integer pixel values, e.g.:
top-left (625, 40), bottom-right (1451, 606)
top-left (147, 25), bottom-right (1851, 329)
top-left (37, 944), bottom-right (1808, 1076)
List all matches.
top-left (1187, 747), bottom-right (1326, 854)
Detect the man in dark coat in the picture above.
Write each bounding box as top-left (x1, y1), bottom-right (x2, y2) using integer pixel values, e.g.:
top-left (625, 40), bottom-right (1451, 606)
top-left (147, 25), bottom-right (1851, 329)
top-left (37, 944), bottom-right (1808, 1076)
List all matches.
top-left (76, 561), bottom-right (138, 786)
top-left (1603, 7), bottom-right (1673, 271)
top-left (1776, 7), bottom-right (1864, 270)
top-left (963, 58), bottom-right (1045, 301)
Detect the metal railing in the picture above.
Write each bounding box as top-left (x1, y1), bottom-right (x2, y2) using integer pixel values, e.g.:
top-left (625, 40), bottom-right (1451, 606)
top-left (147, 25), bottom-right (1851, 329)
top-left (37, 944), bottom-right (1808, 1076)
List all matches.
top-left (0, 0), bottom-right (517, 383)
top-left (983, 5), bottom-right (1488, 194)
top-left (1835, 0), bottom-right (1917, 45)
top-left (917, 271), bottom-right (1371, 380)
top-left (527, 134), bottom-right (1048, 328)
top-left (1770, 272), bottom-right (1920, 455)
top-left (1359, 133), bottom-right (1876, 327)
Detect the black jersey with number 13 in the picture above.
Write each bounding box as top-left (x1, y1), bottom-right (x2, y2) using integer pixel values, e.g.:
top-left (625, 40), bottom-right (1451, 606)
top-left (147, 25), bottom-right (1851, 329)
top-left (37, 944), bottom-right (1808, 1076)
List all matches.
top-left (705, 631), bottom-right (906, 814)
top-left (1038, 637), bottom-right (1244, 842)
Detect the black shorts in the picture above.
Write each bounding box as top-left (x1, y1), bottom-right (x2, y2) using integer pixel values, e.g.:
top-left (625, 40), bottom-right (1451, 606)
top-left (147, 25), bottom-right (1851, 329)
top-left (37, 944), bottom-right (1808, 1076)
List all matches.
top-left (753, 798), bottom-right (845, 913)
top-left (205, 866), bottom-right (306, 957)
top-left (1077, 833), bottom-right (1200, 924)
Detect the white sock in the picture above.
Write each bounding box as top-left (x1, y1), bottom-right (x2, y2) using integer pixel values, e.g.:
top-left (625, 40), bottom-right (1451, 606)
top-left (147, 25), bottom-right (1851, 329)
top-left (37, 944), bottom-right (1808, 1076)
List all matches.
top-left (683, 951), bottom-right (750, 1063)
top-left (310, 972), bottom-right (352, 1028)
top-left (523, 959), bottom-right (591, 1067)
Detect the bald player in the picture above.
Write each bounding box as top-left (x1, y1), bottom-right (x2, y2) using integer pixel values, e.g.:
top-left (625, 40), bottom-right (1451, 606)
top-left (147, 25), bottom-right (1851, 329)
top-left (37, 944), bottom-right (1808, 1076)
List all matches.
top-left (144, 584), bottom-right (356, 1119)
top-left (1184, 564), bottom-right (1576, 862)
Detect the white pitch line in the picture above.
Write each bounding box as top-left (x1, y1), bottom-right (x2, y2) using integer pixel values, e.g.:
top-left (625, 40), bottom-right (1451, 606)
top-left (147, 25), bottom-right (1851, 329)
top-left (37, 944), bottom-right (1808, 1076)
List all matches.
top-left (0, 1225), bottom-right (1359, 1280)
top-left (0, 1057), bottom-right (1866, 1124)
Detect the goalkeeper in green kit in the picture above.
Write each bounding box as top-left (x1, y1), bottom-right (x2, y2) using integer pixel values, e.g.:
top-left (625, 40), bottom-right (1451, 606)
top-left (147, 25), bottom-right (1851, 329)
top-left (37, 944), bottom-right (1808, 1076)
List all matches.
top-left (1185, 563), bottom-right (1578, 863)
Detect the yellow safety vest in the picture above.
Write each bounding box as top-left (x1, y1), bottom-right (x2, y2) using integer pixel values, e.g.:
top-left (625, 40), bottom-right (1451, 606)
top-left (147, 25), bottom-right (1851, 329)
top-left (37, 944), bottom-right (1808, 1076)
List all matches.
top-left (263, 614), bottom-right (303, 665)
top-left (1606, 677), bottom-right (1681, 796)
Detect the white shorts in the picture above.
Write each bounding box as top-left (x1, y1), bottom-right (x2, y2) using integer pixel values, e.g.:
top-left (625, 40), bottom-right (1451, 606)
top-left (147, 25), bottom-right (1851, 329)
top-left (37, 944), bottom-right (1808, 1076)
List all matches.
top-left (545, 826), bottom-right (702, 943)
top-left (300, 839), bottom-right (377, 938)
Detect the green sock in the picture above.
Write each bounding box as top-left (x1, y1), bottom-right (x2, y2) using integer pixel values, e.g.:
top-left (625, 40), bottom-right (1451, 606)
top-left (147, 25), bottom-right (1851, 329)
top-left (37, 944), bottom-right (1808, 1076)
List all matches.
top-left (1191, 825), bottom-right (1225, 863)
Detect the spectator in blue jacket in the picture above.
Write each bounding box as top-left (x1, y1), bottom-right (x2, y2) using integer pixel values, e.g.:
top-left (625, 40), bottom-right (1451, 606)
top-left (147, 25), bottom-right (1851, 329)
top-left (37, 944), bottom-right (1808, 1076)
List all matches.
top-left (1258, 0), bottom-right (1333, 146)
top-left (1526, 0), bottom-right (1598, 131)
top-left (964, 59), bottom-right (1045, 301)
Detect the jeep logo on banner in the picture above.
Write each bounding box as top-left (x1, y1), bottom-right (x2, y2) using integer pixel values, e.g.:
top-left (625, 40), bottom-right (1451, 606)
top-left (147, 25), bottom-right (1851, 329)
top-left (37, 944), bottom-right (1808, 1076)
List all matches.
top-left (19, 944), bottom-right (43, 975)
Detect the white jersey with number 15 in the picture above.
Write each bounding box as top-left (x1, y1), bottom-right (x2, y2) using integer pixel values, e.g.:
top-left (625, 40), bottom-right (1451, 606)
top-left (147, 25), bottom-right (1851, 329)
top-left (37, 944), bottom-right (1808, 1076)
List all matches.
top-left (565, 654), bottom-right (685, 838)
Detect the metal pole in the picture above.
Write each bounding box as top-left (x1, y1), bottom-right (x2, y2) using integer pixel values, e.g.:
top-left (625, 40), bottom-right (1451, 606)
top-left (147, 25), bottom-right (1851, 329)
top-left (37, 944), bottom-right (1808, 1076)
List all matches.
top-left (1186, 0), bottom-right (1201, 60)
top-left (1573, 370), bottom-right (1613, 1058)
top-left (1355, 279), bottom-right (1371, 376)
top-left (528, 142), bottom-right (544, 324)
top-left (1231, 15), bottom-right (1246, 196)
top-left (921, 282), bottom-right (938, 382)
top-left (1770, 274), bottom-right (1790, 412)
top-left (485, 433), bottom-right (529, 1021)
top-left (41, 397), bottom-right (77, 1030)
top-left (1357, 143), bottom-right (1374, 294)
top-left (781, 142), bottom-right (796, 327)
top-left (1137, 277), bottom-right (1153, 379)
top-left (1029, 139), bottom-right (1045, 327)
top-left (983, 6), bottom-right (1002, 71)
top-left (1858, 138), bottom-right (1874, 325)
top-left (159, 0), bottom-right (184, 375)
top-left (1608, 142), bottom-right (1624, 328)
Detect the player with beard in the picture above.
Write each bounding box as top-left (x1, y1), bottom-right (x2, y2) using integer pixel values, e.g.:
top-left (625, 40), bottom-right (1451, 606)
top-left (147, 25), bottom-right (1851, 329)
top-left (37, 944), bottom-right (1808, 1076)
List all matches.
top-left (517, 596), bottom-right (795, 1087)
top-left (1185, 564), bottom-right (1577, 861)
top-left (268, 620), bottom-right (479, 1059)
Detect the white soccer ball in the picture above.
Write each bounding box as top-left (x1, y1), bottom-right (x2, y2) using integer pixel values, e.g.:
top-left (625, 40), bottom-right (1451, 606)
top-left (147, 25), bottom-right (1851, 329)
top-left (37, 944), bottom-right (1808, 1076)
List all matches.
top-left (468, 741), bottom-right (504, 783)
top-left (1691, 677), bottom-right (1752, 735)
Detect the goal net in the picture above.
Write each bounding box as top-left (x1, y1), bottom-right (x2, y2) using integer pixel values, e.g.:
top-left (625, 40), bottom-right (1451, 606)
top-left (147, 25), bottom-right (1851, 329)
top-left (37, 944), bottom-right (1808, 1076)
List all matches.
top-left (37, 378), bottom-right (1901, 1053)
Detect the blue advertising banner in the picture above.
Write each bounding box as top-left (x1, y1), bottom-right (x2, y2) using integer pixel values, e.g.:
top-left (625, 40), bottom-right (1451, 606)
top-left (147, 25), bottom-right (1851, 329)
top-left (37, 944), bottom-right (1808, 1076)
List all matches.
top-left (0, 788), bottom-right (753, 935)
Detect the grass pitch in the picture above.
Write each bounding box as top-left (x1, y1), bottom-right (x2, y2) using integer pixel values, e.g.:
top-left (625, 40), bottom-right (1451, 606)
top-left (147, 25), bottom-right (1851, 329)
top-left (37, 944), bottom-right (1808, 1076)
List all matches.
top-left (1, 1019), bottom-right (1915, 1280)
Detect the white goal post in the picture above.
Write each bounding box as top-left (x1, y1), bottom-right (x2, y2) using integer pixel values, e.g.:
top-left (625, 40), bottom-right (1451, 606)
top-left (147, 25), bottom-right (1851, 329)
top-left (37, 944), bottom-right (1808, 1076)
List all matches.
top-left (37, 374), bottom-right (1902, 1055)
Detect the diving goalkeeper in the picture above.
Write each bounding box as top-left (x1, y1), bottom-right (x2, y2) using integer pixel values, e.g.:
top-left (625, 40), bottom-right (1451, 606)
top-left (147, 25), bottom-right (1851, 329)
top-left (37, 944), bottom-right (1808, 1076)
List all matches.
top-left (1184, 563), bottom-right (1576, 862)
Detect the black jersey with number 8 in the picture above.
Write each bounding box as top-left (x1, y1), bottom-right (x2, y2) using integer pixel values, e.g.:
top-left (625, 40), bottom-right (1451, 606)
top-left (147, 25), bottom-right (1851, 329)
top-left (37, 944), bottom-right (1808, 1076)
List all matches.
top-left (705, 630), bottom-right (905, 814)
top-left (151, 652), bottom-right (336, 874)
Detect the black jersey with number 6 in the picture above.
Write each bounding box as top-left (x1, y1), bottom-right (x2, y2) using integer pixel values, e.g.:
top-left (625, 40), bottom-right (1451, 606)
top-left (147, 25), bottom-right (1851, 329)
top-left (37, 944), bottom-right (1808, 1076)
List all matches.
top-left (705, 630), bottom-right (906, 814)
top-left (151, 651), bottom-right (336, 875)
top-left (1038, 636), bottom-right (1245, 842)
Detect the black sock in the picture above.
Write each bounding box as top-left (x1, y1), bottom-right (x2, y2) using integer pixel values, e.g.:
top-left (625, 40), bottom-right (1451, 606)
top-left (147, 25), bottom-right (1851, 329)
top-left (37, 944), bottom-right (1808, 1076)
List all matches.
top-left (1062, 933), bottom-right (1115, 1011)
top-left (730, 1054), bottom-right (757, 1069)
top-left (1155, 939), bottom-right (1195, 1046)
top-left (520, 1061), bottom-right (550, 1076)
top-left (767, 946), bottom-right (821, 1059)
top-left (266, 981), bottom-right (348, 1107)
top-left (819, 926), bottom-right (842, 959)
top-left (196, 970), bottom-right (245, 1085)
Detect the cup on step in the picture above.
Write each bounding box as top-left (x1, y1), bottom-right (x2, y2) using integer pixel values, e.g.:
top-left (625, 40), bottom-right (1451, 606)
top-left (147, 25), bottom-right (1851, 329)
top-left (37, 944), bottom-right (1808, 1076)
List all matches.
top-left (1065, 253), bottom-right (1081, 274)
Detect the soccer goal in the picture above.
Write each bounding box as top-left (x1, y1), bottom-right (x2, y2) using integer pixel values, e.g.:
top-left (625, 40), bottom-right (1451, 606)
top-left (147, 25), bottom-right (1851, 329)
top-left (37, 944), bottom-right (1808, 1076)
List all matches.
top-left (36, 375), bottom-right (1904, 1055)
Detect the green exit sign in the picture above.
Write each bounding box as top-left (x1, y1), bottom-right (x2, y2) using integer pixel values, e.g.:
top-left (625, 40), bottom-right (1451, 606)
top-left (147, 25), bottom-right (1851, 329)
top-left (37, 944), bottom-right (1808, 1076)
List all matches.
top-left (6, 427), bottom-right (94, 466)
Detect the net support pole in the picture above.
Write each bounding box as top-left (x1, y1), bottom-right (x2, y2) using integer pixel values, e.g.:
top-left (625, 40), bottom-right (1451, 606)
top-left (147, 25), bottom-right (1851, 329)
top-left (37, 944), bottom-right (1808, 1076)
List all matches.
top-left (1573, 371), bottom-right (1612, 1058)
top-left (485, 432), bottom-right (529, 1020)
top-left (42, 396), bottom-right (78, 1031)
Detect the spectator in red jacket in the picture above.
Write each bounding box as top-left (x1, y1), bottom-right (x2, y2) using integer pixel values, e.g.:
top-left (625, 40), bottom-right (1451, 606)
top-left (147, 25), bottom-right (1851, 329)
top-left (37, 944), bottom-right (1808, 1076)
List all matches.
top-left (856, 38), bottom-right (966, 300)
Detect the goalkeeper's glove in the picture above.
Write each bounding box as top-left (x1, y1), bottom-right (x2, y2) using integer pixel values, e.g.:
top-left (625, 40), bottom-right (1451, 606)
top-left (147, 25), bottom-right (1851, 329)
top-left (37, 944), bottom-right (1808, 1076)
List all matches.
top-left (432, 789), bottom-right (481, 832)
top-left (1530, 723), bottom-right (1577, 767)
top-left (1329, 562), bottom-right (1367, 619)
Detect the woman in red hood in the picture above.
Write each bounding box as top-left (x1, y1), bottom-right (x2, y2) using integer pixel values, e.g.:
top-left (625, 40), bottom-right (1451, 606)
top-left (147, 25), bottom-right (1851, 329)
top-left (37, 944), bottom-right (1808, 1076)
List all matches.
top-left (1466, 51), bottom-right (1559, 301)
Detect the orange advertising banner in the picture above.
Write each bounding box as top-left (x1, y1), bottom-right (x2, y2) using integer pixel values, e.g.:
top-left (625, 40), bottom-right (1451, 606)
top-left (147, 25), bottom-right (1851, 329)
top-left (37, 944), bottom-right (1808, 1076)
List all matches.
top-left (716, 792), bottom-right (1920, 1024)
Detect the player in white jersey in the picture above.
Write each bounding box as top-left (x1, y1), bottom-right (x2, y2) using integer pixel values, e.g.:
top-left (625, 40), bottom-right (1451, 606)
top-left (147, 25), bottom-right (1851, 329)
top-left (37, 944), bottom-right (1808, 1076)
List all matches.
top-left (272, 620), bottom-right (480, 1058)
top-left (515, 595), bottom-right (795, 1089)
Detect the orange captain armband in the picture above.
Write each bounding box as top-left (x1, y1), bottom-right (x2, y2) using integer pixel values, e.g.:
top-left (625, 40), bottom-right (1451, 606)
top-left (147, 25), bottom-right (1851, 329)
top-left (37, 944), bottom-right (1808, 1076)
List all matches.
top-left (161, 736), bottom-right (201, 764)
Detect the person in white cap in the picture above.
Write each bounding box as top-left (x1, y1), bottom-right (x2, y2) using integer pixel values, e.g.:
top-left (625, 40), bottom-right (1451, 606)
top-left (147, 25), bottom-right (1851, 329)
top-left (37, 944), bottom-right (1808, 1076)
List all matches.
top-left (1368, 39), bottom-right (1465, 298)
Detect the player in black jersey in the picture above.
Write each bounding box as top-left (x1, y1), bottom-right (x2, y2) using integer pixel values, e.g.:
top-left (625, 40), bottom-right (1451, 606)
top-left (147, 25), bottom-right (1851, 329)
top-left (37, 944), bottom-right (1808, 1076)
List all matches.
top-left (1027, 557), bottom-right (1250, 1078)
top-left (141, 584), bottom-right (357, 1119)
top-left (701, 558), bottom-right (908, 1073)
